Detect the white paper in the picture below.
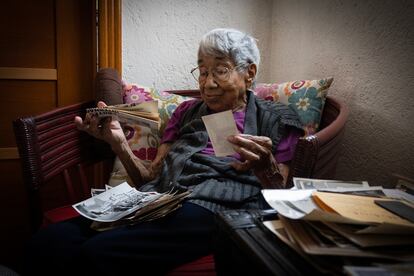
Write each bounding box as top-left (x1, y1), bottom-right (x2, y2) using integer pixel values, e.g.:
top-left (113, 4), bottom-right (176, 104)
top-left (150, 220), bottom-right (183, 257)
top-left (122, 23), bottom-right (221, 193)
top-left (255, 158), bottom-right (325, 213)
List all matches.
top-left (201, 110), bottom-right (238, 157)
top-left (73, 182), bottom-right (162, 222)
top-left (262, 189), bottom-right (374, 224)
top-left (262, 189), bottom-right (317, 219)
top-left (293, 177), bottom-right (369, 190)
top-left (383, 188), bottom-right (414, 204)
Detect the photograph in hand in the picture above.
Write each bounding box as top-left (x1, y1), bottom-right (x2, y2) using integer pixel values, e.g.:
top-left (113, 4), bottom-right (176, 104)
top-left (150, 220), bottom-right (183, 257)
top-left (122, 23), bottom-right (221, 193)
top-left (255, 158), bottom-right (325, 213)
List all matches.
top-left (201, 110), bottom-right (238, 157)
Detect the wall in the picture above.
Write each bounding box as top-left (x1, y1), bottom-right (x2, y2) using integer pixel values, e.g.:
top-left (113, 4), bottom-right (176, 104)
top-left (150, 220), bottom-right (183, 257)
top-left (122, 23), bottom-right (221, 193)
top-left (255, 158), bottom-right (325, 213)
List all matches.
top-left (270, 0), bottom-right (414, 186)
top-left (122, 0), bottom-right (272, 90)
top-left (123, 0), bottom-right (414, 186)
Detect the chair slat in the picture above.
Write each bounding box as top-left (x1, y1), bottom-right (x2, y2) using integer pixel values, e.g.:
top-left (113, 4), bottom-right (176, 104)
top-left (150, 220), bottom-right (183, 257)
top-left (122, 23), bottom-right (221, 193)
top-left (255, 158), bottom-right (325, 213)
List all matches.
top-left (78, 164), bottom-right (91, 199)
top-left (40, 138), bottom-right (87, 165)
top-left (42, 146), bottom-right (83, 175)
top-left (37, 123), bottom-right (78, 143)
top-left (38, 131), bottom-right (82, 152)
top-left (63, 169), bottom-right (77, 203)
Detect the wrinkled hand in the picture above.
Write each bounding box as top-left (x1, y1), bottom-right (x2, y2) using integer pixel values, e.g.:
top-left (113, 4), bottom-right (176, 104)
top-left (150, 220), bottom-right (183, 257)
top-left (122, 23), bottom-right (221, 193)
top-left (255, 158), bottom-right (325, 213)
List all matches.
top-left (228, 134), bottom-right (276, 172)
top-left (74, 101), bottom-right (126, 148)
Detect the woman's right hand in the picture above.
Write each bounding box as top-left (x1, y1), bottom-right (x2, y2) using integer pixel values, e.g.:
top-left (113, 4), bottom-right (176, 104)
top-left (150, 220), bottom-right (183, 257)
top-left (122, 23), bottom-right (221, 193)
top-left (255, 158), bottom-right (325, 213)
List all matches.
top-left (74, 101), bottom-right (126, 149)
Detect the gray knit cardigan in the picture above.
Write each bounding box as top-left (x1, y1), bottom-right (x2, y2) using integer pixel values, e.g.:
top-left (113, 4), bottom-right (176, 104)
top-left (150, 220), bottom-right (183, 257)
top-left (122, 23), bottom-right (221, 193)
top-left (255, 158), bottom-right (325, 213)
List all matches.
top-left (140, 90), bottom-right (302, 213)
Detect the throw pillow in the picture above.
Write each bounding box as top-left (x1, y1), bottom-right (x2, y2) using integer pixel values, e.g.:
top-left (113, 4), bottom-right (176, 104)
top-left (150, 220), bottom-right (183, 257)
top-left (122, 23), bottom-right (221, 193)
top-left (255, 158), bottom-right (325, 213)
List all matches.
top-left (123, 83), bottom-right (194, 134)
top-left (108, 83), bottom-right (193, 186)
top-left (254, 77), bottom-right (333, 135)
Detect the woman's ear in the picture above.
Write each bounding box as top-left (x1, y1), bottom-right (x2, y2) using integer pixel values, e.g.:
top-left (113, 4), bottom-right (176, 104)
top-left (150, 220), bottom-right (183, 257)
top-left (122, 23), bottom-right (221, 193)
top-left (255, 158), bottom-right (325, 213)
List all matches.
top-left (245, 63), bottom-right (257, 88)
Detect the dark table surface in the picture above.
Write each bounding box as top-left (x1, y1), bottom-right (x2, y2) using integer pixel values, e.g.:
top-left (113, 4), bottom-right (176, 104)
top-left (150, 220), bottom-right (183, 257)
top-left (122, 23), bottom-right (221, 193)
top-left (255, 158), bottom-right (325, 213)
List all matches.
top-left (214, 209), bottom-right (323, 276)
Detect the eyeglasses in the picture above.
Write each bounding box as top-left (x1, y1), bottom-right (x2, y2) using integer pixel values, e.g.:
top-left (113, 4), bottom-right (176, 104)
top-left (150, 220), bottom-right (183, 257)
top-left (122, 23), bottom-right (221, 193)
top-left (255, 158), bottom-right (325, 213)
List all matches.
top-left (191, 65), bottom-right (238, 83)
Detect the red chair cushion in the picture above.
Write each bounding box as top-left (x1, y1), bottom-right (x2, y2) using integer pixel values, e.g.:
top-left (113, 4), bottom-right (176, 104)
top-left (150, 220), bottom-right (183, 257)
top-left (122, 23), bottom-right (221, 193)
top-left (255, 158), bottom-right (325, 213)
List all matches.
top-left (167, 254), bottom-right (216, 276)
top-left (42, 205), bottom-right (80, 227)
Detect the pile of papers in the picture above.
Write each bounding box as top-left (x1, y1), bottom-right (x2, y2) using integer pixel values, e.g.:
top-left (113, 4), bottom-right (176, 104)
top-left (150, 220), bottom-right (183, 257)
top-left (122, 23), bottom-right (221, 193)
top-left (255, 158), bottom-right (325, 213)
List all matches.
top-left (262, 178), bottom-right (414, 274)
top-left (73, 182), bottom-right (190, 231)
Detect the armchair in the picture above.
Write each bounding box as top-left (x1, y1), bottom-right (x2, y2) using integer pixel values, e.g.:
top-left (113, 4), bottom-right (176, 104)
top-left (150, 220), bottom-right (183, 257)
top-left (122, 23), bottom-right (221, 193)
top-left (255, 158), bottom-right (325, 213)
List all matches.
top-left (13, 91), bottom-right (348, 275)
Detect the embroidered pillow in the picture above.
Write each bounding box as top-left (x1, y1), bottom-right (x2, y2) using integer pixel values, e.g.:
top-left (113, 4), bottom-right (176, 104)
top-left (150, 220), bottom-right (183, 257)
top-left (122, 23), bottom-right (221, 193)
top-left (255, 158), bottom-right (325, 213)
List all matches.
top-left (123, 84), bottom-right (193, 134)
top-left (108, 83), bottom-right (193, 186)
top-left (254, 77), bottom-right (333, 135)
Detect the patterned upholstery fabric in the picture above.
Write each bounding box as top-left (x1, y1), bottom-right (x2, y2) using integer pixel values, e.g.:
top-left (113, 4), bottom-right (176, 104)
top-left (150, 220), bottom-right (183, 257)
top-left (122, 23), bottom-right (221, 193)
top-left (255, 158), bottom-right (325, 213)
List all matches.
top-left (109, 83), bottom-right (192, 186)
top-left (254, 77), bottom-right (333, 135)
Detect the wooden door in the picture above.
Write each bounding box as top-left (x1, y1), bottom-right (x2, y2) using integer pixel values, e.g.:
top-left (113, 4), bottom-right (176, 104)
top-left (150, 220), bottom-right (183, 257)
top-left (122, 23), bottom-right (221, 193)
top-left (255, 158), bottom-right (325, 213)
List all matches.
top-left (0, 0), bottom-right (96, 269)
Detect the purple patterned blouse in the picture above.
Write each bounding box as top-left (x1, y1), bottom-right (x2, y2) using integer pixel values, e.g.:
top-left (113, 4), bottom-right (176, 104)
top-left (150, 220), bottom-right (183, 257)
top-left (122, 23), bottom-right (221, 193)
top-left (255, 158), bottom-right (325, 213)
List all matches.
top-left (161, 99), bottom-right (302, 163)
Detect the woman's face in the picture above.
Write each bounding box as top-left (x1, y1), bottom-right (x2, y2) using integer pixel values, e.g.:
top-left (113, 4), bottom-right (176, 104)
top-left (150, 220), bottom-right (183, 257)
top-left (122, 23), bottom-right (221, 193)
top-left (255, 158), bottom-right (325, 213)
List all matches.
top-left (196, 53), bottom-right (251, 113)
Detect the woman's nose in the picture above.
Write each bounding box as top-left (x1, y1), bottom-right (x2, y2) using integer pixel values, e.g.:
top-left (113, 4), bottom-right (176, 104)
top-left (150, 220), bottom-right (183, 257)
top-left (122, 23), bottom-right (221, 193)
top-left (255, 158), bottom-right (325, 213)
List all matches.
top-left (204, 72), bottom-right (218, 88)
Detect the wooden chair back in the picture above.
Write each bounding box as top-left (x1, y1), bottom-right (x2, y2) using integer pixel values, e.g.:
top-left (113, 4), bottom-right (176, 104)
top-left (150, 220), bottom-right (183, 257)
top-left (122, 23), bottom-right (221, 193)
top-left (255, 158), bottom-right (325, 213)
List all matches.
top-left (13, 101), bottom-right (113, 231)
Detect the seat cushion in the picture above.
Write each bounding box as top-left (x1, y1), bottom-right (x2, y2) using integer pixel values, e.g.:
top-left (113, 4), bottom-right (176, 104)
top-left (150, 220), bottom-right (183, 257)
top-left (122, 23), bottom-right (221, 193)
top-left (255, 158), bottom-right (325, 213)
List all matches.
top-left (42, 205), bottom-right (80, 227)
top-left (166, 254), bottom-right (216, 276)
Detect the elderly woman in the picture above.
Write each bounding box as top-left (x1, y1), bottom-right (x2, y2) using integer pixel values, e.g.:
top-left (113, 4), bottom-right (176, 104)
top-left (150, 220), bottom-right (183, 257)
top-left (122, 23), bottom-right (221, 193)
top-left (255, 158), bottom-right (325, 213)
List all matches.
top-left (26, 28), bottom-right (302, 275)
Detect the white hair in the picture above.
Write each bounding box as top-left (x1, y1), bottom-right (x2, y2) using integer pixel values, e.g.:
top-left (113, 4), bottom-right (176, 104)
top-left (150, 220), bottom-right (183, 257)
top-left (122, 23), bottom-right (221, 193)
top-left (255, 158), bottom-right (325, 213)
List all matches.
top-left (198, 28), bottom-right (260, 79)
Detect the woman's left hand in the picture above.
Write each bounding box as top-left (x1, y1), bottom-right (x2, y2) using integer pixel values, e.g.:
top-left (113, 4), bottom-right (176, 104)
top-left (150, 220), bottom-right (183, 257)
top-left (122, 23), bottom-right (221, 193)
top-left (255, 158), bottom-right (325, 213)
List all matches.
top-left (227, 134), bottom-right (284, 188)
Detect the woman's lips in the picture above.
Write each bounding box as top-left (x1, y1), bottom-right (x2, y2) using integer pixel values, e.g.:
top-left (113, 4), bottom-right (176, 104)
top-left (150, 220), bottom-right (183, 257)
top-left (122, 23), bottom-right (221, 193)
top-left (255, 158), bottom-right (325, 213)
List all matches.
top-left (203, 93), bottom-right (223, 98)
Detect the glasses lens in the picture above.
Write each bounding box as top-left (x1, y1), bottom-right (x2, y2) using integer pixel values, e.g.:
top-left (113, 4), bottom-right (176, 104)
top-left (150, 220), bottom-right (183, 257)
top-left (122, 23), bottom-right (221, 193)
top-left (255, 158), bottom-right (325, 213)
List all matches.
top-left (191, 66), bottom-right (231, 83)
top-left (213, 66), bottom-right (230, 82)
top-left (191, 68), bottom-right (200, 81)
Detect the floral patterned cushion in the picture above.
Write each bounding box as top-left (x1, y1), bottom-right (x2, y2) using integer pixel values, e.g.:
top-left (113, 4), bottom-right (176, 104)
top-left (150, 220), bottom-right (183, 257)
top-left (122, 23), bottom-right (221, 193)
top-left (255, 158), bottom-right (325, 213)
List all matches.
top-left (108, 83), bottom-right (193, 186)
top-left (254, 77), bottom-right (333, 135)
top-left (123, 84), bottom-right (193, 134)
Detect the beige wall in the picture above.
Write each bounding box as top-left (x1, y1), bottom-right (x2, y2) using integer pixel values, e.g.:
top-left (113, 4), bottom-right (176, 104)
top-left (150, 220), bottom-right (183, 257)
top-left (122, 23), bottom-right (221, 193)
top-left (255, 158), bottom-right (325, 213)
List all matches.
top-left (122, 0), bottom-right (272, 90)
top-left (270, 0), bottom-right (414, 186)
top-left (123, 0), bottom-right (414, 186)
